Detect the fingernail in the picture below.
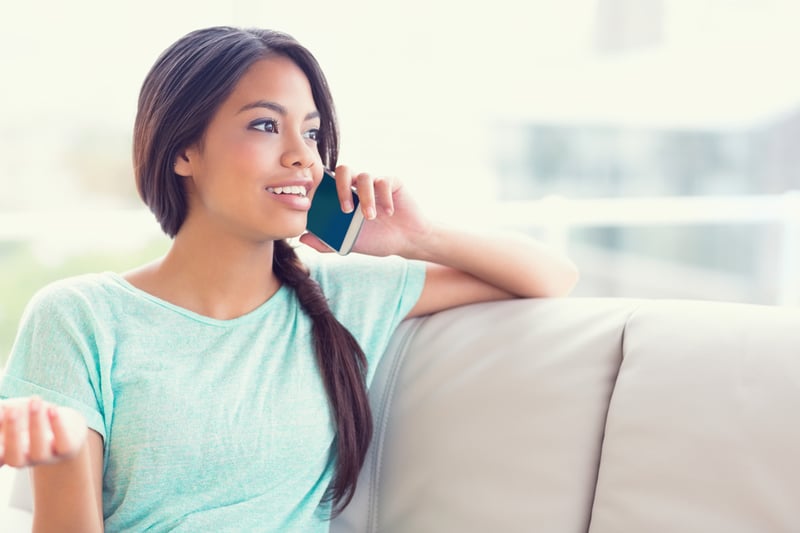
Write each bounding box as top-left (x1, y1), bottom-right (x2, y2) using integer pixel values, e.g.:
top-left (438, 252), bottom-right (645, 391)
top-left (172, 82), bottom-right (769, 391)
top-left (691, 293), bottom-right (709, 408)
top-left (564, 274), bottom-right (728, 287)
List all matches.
top-left (367, 207), bottom-right (376, 220)
top-left (30, 398), bottom-right (41, 414)
top-left (343, 201), bottom-right (353, 213)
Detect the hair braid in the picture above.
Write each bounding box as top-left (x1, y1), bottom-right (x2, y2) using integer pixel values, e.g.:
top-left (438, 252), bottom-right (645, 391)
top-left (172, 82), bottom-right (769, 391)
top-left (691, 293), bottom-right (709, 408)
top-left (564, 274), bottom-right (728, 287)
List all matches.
top-left (273, 239), bottom-right (373, 515)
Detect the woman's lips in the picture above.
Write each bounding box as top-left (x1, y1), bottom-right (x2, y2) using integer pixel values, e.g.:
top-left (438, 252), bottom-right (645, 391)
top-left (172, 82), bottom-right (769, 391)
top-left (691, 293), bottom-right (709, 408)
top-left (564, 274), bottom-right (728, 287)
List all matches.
top-left (265, 187), bottom-right (312, 210)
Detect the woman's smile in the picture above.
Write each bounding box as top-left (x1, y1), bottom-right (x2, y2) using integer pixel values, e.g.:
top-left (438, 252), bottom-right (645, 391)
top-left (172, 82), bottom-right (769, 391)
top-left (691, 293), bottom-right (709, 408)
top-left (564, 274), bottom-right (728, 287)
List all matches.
top-left (265, 180), bottom-right (313, 210)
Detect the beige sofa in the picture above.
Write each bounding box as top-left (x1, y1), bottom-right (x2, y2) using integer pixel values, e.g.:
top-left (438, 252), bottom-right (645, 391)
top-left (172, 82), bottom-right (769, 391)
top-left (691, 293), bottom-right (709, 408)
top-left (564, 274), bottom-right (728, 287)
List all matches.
top-left (5, 297), bottom-right (800, 532)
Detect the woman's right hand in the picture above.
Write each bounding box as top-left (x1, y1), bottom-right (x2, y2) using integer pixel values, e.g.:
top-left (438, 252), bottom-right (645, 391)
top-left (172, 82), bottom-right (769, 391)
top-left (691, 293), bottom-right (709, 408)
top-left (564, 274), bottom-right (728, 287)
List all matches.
top-left (0, 396), bottom-right (88, 468)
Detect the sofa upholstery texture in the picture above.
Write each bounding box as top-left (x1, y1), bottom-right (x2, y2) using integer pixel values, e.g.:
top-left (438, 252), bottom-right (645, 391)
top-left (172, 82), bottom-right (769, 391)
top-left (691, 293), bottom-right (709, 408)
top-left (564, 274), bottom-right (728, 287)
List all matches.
top-left (4, 297), bottom-right (800, 532)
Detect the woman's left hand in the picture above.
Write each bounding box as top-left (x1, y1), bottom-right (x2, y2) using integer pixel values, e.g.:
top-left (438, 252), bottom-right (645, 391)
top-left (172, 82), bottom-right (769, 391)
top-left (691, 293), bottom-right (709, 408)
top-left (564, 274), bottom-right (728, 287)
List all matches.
top-left (300, 165), bottom-right (431, 257)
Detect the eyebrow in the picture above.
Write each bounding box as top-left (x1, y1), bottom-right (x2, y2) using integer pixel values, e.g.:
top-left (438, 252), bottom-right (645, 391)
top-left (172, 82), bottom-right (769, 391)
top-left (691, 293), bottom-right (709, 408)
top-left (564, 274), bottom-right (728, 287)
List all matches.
top-left (238, 100), bottom-right (320, 121)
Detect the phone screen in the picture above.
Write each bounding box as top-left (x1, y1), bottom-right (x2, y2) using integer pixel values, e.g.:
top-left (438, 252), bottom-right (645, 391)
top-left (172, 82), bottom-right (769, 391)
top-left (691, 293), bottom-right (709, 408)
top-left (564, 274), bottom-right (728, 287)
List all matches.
top-left (306, 172), bottom-right (361, 252)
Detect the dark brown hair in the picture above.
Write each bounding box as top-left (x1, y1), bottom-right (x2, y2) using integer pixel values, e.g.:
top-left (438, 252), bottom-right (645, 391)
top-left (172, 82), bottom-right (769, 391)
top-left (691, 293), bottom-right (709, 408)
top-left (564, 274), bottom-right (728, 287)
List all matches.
top-left (132, 26), bottom-right (370, 515)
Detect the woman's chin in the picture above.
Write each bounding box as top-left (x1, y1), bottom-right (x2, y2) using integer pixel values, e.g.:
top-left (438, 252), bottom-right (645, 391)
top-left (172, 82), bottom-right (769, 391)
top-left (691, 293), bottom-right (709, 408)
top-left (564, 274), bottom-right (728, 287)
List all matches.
top-left (276, 221), bottom-right (308, 241)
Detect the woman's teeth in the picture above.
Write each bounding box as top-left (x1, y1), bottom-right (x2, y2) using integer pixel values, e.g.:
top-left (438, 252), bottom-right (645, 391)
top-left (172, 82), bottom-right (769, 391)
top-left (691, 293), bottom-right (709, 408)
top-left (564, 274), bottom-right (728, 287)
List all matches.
top-left (267, 186), bottom-right (307, 197)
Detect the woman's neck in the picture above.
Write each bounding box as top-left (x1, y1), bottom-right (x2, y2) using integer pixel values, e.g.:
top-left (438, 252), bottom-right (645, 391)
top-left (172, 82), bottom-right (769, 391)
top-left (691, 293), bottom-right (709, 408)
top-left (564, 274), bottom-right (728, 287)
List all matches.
top-left (124, 222), bottom-right (282, 320)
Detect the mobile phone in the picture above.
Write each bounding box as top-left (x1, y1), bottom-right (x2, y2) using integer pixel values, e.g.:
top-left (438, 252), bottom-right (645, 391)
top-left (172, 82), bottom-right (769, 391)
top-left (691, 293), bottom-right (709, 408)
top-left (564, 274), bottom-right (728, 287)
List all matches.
top-left (306, 170), bottom-right (365, 255)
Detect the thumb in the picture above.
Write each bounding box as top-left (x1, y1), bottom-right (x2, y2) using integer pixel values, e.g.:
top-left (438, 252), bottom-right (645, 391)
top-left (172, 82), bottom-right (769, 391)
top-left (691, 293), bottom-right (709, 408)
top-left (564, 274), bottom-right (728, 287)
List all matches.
top-left (298, 232), bottom-right (333, 253)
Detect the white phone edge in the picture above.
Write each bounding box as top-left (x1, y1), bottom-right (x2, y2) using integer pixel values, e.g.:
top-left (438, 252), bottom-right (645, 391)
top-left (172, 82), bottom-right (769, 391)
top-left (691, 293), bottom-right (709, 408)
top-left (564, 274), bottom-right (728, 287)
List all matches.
top-left (336, 207), bottom-right (365, 255)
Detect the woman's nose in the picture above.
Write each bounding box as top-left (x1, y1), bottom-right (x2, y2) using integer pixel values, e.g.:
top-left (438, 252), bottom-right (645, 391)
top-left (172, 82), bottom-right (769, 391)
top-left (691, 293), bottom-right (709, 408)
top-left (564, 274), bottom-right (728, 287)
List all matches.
top-left (280, 136), bottom-right (315, 169)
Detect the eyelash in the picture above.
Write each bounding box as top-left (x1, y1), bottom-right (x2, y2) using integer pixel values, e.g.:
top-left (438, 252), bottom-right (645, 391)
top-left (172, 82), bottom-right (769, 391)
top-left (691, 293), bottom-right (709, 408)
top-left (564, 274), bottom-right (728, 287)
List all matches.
top-left (250, 119), bottom-right (320, 142)
top-left (251, 118), bottom-right (279, 133)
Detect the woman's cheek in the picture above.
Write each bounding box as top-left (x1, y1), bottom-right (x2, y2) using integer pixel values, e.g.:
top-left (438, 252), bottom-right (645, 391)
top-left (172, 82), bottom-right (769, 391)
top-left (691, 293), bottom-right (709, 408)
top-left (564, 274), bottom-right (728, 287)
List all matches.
top-left (235, 141), bottom-right (275, 170)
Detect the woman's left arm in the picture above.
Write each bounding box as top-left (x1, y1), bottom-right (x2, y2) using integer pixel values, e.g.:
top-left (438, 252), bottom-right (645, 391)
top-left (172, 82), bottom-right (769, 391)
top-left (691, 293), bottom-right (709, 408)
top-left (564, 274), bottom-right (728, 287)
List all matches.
top-left (402, 224), bottom-right (579, 317)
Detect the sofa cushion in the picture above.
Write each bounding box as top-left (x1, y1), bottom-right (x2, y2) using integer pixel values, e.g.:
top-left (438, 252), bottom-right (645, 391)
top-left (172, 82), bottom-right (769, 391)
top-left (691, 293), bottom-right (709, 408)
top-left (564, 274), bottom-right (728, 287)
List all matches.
top-left (333, 298), bottom-right (638, 533)
top-left (589, 300), bottom-right (800, 533)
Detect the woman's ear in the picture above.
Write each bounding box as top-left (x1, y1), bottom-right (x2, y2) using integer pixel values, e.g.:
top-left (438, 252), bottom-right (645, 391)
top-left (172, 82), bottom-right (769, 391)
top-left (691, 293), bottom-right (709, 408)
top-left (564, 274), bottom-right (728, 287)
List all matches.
top-left (173, 151), bottom-right (193, 177)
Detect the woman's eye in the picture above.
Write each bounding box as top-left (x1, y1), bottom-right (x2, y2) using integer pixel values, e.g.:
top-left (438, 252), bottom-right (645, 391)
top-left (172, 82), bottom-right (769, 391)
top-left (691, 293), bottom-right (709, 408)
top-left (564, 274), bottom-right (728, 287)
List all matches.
top-left (304, 129), bottom-right (320, 142)
top-left (251, 119), bottom-right (279, 133)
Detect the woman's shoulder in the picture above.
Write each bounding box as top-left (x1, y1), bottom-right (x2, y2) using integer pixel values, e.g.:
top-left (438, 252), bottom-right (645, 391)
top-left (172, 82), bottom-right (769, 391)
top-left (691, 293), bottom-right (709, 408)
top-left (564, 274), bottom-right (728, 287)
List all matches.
top-left (24, 272), bottom-right (123, 317)
top-left (296, 248), bottom-right (425, 310)
top-left (298, 248), bottom-right (409, 282)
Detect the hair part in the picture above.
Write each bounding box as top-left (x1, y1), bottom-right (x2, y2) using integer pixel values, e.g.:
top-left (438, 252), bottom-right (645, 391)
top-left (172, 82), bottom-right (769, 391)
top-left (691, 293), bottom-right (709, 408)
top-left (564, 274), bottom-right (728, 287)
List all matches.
top-left (132, 26), bottom-right (366, 515)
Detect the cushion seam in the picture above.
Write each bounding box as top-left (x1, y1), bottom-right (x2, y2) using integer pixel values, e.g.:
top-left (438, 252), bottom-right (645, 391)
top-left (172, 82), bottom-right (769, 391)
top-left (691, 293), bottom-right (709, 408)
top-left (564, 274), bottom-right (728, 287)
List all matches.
top-left (586, 301), bottom-right (643, 532)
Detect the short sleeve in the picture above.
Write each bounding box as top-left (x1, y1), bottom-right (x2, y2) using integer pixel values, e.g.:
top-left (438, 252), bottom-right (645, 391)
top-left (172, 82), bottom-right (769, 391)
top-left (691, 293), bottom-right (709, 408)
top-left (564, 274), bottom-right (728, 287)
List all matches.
top-left (0, 282), bottom-right (107, 439)
top-left (303, 252), bottom-right (426, 383)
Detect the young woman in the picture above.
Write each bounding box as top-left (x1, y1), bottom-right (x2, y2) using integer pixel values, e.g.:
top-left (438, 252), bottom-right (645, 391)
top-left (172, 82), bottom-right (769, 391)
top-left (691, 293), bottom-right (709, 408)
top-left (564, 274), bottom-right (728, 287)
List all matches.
top-left (0, 26), bottom-right (578, 532)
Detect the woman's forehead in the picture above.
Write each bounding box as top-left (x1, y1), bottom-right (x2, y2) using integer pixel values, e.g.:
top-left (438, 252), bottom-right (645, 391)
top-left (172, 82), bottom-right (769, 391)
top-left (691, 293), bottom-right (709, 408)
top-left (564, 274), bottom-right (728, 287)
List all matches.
top-left (224, 56), bottom-right (317, 115)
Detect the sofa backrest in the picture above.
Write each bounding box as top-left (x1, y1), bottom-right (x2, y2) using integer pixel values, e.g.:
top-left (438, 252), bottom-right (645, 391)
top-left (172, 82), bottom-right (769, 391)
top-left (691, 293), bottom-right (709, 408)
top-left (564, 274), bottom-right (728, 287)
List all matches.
top-left (332, 298), bottom-right (800, 533)
top-left (333, 298), bottom-right (639, 532)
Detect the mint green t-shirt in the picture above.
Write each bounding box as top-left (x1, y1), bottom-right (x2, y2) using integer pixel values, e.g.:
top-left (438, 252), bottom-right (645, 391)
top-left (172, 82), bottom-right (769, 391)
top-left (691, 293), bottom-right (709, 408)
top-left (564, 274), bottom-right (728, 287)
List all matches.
top-left (0, 252), bottom-right (425, 532)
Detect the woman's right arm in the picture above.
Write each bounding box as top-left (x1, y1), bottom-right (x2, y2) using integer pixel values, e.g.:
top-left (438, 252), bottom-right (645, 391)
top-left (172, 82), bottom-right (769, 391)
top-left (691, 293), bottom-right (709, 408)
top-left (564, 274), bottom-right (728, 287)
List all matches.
top-left (1, 397), bottom-right (104, 532)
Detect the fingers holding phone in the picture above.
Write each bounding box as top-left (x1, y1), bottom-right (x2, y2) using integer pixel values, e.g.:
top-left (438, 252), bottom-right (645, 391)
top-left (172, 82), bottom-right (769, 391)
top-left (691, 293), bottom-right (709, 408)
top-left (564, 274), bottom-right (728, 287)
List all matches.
top-left (305, 169), bottom-right (365, 255)
top-left (331, 165), bottom-right (357, 215)
top-left (302, 165), bottom-right (425, 257)
top-left (372, 176), bottom-right (395, 216)
top-left (353, 172), bottom-right (377, 220)
top-left (330, 166), bottom-right (395, 221)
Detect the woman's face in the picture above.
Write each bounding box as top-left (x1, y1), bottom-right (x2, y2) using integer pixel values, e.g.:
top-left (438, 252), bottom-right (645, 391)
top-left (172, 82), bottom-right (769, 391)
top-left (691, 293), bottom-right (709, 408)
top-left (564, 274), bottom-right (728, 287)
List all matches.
top-left (177, 55), bottom-right (324, 241)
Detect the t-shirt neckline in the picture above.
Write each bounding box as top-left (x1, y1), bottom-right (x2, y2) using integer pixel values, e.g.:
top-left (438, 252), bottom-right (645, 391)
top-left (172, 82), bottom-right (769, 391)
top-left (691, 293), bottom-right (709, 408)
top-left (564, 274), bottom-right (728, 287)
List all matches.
top-left (103, 271), bottom-right (288, 327)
